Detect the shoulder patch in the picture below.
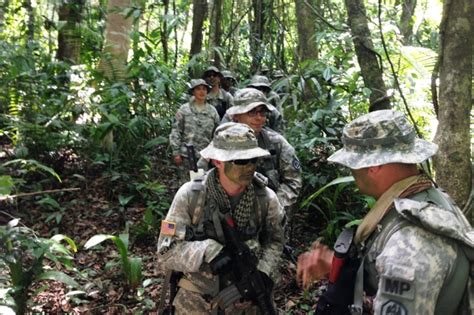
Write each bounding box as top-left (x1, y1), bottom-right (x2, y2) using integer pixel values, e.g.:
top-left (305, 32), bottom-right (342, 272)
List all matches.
top-left (381, 275), bottom-right (414, 300)
top-left (292, 157), bottom-right (301, 170)
top-left (381, 300), bottom-right (407, 315)
top-left (175, 112), bottom-right (183, 120)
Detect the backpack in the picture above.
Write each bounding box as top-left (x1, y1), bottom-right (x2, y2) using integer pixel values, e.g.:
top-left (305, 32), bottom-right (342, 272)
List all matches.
top-left (366, 187), bottom-right (474, 315)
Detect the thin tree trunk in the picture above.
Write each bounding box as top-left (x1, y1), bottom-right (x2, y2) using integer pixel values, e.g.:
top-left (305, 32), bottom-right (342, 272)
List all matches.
top-left (161, 0), bottom-right (169, 64)
top-left (24, 0), bottom-right (35, 43)
top-left (189, 0), bottom-right (207, 59)
top-left (295, 0), bottom-right (318, 62)
top-left (57, 0), bottom-right (84, 64)
top-left (97, 0), bottom-right (134, 81)
top-left (209, 0), bottom-right (223, 66)
top-left (250, 0), bottom-right (265, 73)
top-left (344, 0), bottom-right (391, 111)
top-left (399, 0), bottom-right (416, 45)
top-left (433, 0), bottom-right (472, 212)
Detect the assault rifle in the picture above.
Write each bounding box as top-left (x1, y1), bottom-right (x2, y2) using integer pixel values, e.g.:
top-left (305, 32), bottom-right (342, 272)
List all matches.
top-left (218, 212), bottom-right (277, 315)
top-left (185, 143), bottom-right (204, 180)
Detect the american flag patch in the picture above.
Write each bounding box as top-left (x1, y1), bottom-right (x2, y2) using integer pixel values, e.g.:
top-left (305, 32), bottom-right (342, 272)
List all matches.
top-left (161, 220), bottom-right (177, 236)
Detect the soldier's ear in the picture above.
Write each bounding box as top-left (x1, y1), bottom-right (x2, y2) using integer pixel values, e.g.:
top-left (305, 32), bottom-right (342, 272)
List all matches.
top-left (212, 159), bottom-right (223, 169)
top-left (367, 165), bottom-right (383, 178)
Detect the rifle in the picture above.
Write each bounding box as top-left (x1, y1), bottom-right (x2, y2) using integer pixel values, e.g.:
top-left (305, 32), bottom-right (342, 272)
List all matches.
top-left (185, 143), bottom-right (204, 180)
top-left (219, 212), bottom-right (277, 315)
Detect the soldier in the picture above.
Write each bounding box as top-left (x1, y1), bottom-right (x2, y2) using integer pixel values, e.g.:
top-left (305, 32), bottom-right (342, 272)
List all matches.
top-left (247, 75), bottom-right (284, 132)
top-left (169, 79), bottom-right (220, 185)
top-left (226, 88), bottom-right (302, 220)
top-left (221, 70), bottom-right (239, 96)
top-left (203, 66), bottom-right (234, 119)
top-left (297, 110), bottom-right (472, 314)
top-left (158, 122), bottom-right (285, 314)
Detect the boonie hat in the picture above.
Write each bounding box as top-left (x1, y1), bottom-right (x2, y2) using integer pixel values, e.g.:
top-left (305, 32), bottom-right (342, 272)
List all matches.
top-left (221, 70), bottom-right (235, 79)
top-left (203, 66), bottom-right (223, 78)
top-left (248, 75), bottom-right (271, 89)
top-left (200, 122), bottom-right (270, 161)
top-left (188, 79), bottom-right (211, 95)
top-left (226, 88), bottom-right (275, 117)
top-left (328, 110), bottom-right (438, 169)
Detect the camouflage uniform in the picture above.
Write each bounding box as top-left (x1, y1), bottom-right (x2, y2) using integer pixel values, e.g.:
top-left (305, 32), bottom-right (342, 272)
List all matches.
top-left (222, 70), bottom-right (239, 96)
top-left (247, 75), bottom-right (284, 132)
top-left (158, 123), bottom-right (285, 314)
top-left (203, 66), bottom-right (234, 119)
top-left (327, 110), bottom-right (471, 314)
top-left (226, 88), bottom-right (302, 210)
top-left (170, 79), bottom-right (220, 184)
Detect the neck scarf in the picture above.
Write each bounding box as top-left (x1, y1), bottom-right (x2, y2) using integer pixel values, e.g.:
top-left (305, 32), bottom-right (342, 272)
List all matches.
top-left (206, 169), bottom-right (255, 231)
top-left (355, 174), bottom-right (433, 245)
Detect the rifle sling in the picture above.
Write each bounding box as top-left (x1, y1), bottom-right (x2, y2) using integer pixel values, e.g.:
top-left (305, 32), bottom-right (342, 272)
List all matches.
top-left (212, 284), bottom-right (242, 310)
top-left (157, 269), bottom-right (173, 315)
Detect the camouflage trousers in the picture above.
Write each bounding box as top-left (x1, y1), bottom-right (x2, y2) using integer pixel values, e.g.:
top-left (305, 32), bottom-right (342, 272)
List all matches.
top-left (173, 288), bottom-right (260, 315)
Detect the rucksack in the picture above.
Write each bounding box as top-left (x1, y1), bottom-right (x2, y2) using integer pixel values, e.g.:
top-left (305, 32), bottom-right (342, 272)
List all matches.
top-left (367, 187), bottom-right (474, 315)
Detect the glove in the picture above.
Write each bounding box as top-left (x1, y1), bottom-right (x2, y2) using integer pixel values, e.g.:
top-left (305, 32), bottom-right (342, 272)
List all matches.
top-left (235, 270), bottom-right (274, 301)
top-left (209, 249), bottom-right (233, 275)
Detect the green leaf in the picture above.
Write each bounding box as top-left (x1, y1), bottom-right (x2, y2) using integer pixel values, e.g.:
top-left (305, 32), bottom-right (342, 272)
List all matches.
top-left (51, 234), bottom-right (78, 253)
top-left (0, 175), bottom-right (14, 196)
top-left (127, 257), bottom-right (143, 288)
top-left (2, 159), bottom-right (61, 182)
top-left (36, 271), bottom-right (80, 288)
top-left (84, 234), bottom-right (116, 249)
top-left (301, 176), bottom-right (354, 208)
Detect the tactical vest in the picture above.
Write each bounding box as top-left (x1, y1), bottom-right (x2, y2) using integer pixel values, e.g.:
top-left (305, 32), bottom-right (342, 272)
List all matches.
top-left (361, 187), bottom-right (474, 315)
top-left (257, 129), bottom-right (282, 192)
top-left (188, 172), bottom-right (270, 244)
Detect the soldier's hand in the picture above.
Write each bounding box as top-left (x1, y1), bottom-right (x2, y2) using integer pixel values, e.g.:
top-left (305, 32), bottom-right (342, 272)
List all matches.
top-left (209, 248), bottom-right (233, 275)
top-left (296, 240), bottom-right (334, 290)
top-left (173, 155), bottom-right (183, 166)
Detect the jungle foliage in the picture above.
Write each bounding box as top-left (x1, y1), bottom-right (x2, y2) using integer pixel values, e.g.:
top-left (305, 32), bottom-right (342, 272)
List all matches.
top-left (0, 0), bottom-right (461, 313)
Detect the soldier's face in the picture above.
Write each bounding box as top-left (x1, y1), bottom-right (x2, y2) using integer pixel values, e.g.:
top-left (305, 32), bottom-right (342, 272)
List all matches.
top-left (205, 72), bottom-right (220, 87)
top-left (234, 106), bottom-right (267, 134)
top-left (192, 85), bottom-right (208, 102)
top-left (223, 160), bottom-right (257, 186)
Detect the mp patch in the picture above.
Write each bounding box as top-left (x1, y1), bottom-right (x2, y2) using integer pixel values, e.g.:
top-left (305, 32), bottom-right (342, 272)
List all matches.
top-left (381, 276), bottom-right (414, 300)
top-left (381, 300), bottom-right (407, 315)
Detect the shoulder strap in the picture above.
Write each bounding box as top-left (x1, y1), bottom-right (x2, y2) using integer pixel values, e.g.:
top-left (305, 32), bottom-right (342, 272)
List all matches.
top-left (190, 176), bottom-right (206, 225)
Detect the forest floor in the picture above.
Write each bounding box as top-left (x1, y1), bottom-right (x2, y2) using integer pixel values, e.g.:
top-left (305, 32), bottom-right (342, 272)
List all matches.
top-left (1, 156), bottom-right (326, 314)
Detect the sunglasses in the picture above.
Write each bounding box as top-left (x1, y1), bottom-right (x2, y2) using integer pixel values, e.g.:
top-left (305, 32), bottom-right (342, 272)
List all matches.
top-left (231, 158), bottom-right (258, 165)
top-left (247, 109), bottom-right (269, 118)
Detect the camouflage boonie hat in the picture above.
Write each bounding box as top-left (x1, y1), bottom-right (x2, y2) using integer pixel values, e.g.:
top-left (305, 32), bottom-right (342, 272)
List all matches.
top-left (200, 122), bottom-right (270, 161)
top-left (203, 66), bottom-right (223, 78)
top-left (248, 75), bottom-right (271, 89)
top-left (221, 70), bottom-right (235, 80)
top-left (226, 88), bottom-right (275, 117)
top-left (188, 79), bottom-right (211, 95)
top-left (328, 110), bottom-right (438, 169)
top-left (273, 70), bottom-right (285, 78)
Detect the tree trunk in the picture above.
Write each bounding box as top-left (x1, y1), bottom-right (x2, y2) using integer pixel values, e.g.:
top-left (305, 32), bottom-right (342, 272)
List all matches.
top-left (97, 0), bottom-right (134, 81)
top-left (399, 0), bottom-right (416, 45)
top-left (24, 0), bottom-right (35, 43)
top-left (161, 0), bottom-right (169, 64)
top-left (433, 0), bottom-right (472, 212)
top-left (209, 0), bottom-right (223, 66)
top-left (344, 0), bottom-right (391, 111)
top-left (57, 0), bottom-right (84, 64)
top-left (295, 0), bottom-right (318, 62)
top-left (250, 0), bottom-right (266, 73)
top-left (189, 0), bottom-right (207, 59)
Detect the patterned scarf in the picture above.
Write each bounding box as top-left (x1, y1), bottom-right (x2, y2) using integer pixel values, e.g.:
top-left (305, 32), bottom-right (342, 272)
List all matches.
top-left (355, 174), bottom-right (433, 245)
top-left (206, 169), bottom-right (255, 231)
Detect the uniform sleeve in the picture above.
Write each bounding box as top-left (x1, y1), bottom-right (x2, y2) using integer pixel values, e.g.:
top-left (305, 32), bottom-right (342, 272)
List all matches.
top-left (157, 183), bottom-right (223, 273)
top-left (277, 137), bottom-right (302, 207)
top-left (257, 188), bottom-right (285, 282)
top-left (373, 225), bottom-right (458, 314)
top-left (169, 106), bottom-right (185, 156)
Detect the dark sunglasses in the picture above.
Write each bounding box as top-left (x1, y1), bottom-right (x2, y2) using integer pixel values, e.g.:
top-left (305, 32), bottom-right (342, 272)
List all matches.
top-left (231, 158), bottom-right (258, 165)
